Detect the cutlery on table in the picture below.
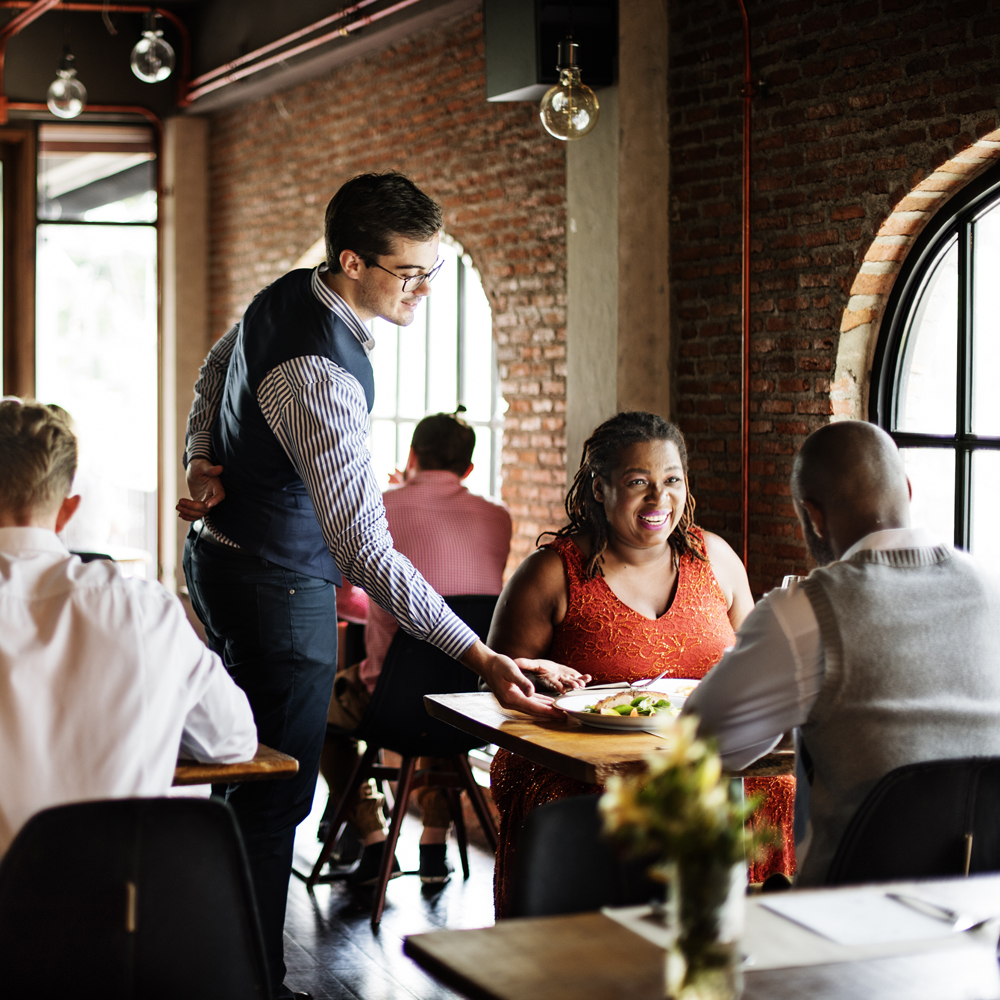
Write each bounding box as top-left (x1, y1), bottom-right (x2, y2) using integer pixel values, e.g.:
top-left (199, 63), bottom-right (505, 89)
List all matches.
top-left (886, 892), bottom-right (997, 932)
top-left (632, 668), bottom-right (672, 690)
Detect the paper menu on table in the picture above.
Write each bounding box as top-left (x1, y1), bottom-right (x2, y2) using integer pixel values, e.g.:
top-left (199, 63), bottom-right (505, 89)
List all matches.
top-left (760, 891), bottom-right (958, 946)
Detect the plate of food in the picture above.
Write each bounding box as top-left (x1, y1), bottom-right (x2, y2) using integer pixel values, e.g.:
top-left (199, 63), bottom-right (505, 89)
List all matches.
top-left (553, 679), bottom-right (700, 731)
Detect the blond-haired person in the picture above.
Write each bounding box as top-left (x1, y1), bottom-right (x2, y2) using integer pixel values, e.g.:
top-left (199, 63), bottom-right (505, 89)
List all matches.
top-left (0, 398), bottom-right (257, 855)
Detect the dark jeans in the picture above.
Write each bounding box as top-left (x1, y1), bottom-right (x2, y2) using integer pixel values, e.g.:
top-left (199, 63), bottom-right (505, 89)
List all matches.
top-left (183, 526), bottom-right (337, 995)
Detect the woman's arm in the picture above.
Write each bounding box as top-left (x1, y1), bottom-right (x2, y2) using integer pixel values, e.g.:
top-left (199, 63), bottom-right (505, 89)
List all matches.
top-left (488, 547), bottom-right (567, 657)
top-left (488, 547), bottom-right (589, 692)
top-left (702, 531), bottom-right (755, 630)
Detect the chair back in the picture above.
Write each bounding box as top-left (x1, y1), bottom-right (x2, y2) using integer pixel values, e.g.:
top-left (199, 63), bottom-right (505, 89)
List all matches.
top-left (0, 797), bottom-right (269, 998)
top-left (357, 594), bottom-right (497, 758)
top-left (509, 793), bottom-right (663, 917)
top-left (826, 756), bottom-right (1000, 885)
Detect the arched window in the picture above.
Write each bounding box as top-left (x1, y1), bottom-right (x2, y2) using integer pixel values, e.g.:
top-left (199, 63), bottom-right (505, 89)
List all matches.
top-left (872, 163), bottom-right (1000, 567)
top-left (368, 238), bottom-right (505, 498)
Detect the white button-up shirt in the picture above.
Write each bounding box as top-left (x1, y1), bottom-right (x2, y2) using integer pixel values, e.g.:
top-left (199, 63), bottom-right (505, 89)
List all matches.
top-left (685, 527), bottom-right (938, 771)
top-left (0, 527), bottom-right (257, 855)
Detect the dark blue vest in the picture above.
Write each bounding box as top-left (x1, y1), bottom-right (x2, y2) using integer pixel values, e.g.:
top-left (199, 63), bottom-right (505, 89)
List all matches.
top-left (209, 269), bottom-right (374, 584)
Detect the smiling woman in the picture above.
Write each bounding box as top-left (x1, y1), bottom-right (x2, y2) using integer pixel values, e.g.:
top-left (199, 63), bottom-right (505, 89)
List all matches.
top-left (482, 412), bottom-right (799, 916)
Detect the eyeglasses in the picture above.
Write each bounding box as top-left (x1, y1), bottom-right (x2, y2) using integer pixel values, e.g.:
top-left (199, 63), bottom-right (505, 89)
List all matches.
top-left (367, 257), bottom-right (444, 292)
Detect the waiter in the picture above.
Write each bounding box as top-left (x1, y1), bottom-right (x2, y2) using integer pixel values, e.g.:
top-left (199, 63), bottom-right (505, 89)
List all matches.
top-left (178, 173), bottom-right (564, 1000)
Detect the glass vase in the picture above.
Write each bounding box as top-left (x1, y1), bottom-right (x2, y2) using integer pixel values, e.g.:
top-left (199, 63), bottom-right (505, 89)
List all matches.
top-left (663, 860), bottom-right (745, 1000)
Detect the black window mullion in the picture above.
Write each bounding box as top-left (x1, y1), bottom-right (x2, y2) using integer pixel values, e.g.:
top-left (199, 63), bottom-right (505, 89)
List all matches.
top-left (955, 221), bottom-right (973, 549)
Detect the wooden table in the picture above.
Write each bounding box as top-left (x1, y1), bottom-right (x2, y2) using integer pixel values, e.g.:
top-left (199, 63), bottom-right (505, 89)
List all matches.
top-left (172, 743), bottom-right (299, 786)
top-left (424, 692), bottom-right (794, 783)
top-left (405, 882), bottom-right (1000, 1000)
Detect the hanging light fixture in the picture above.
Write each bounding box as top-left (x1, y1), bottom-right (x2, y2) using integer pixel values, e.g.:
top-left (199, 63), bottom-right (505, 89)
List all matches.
top-left (130, 10), bottom-right (175, 83)
top-left (539, 38), bottom-right (600, 141)
top-left (46, 46), bottom-right (87, 119)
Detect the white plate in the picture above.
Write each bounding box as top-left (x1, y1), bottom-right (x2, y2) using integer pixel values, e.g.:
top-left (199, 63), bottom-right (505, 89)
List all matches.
top-left (554, 679), bottom-right (700, 731)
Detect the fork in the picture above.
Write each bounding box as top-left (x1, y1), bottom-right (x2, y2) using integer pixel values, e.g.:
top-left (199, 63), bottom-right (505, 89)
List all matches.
top-left (632, 667), bottom-right (672, 691)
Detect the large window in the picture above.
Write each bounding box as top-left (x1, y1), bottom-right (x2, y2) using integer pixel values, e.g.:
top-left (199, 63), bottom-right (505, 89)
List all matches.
top-left (873, 164), bottom-right (1000, 569)
top-left (366, 238), bottom-right (505, 499)
top-left (33, 124), bottom-right (158, 576)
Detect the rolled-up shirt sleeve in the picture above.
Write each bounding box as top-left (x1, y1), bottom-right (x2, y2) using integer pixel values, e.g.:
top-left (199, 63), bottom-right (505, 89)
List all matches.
top-left (683, 587), bottom-right (825, 771)
top-left (257, 355), bottom-right (478, 660)
top-left (184, 324), bottom-right (239, 466)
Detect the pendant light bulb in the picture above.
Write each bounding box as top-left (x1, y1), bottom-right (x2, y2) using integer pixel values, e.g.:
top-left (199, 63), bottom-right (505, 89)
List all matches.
top-left (130, 11), bottom-right (175, 83)
top-left (539, 39), bottom-right (600, 141)
top-left (46, 47), bottom-right (87, 119)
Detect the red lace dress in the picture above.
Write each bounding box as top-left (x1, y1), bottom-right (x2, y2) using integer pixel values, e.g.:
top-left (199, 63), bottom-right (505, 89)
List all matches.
top-left (490, 531), bottom-right (795, 916)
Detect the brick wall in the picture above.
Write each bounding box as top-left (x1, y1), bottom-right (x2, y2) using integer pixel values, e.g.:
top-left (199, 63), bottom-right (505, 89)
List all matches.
top-left (669, 0), bottom-right (1000, 593)
top-left (206, 7), bottom-right (568, 572)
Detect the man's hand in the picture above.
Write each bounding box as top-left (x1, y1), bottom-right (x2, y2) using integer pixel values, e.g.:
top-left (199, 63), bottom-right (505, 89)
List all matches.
top-left (461, 640), bottom-right (563, 718)
top-left (176, 459), bottom-right (225, 523)
top-left (516, 658), bottom-right (591, 694)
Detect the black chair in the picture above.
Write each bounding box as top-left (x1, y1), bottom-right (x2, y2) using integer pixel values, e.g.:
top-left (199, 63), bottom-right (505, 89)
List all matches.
top-left (509, 793), bottom-right (663, 917)
top-left (305, 594), bottom-right (500, 930)
top-left (0, 797), bottom-right (269, 998)
top-left (826, 756), bottom-right (1000, 886)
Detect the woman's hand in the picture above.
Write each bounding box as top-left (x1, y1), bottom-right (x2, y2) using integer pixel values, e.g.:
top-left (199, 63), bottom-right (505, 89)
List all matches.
top-left (515, 658), bottom-right (591, 694)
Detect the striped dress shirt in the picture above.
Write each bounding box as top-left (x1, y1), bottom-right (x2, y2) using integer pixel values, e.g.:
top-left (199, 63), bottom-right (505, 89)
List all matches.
top-left (184, 266), bottom-right (479, 661)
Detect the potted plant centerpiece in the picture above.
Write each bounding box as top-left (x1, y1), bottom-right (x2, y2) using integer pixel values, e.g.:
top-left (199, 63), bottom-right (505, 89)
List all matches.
top-left (600, 715), bottom-right (775, 1000)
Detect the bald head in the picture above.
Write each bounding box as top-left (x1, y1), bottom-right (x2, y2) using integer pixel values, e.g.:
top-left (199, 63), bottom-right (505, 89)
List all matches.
top-left (791, 421), bottom-right (911, 563)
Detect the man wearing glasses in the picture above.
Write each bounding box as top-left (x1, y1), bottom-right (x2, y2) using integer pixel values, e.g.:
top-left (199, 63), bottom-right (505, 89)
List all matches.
top-left (176, 173), bottom-right (570, 1000)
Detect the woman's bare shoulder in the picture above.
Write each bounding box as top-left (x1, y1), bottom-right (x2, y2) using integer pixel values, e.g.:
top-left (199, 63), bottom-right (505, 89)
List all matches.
top-left (700, 529), bottom-right (738, 562)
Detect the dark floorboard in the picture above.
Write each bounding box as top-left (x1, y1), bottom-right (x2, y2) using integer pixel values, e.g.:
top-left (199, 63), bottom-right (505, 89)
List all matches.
top-left (282, 780), bottom-right (495, 999)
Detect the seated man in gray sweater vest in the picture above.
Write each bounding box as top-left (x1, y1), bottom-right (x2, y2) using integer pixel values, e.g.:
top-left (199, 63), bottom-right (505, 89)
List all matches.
top-left (684, 420), bottom-right (1000, 886)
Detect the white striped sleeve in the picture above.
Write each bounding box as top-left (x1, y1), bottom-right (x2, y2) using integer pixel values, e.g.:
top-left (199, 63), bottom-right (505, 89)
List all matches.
top-left (256, 355), bottom-right (478, 660)
top-left (183, 325), bottom-right (239, 465)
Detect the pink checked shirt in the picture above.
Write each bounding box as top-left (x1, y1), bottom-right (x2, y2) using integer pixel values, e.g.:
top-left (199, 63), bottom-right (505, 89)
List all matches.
top-left (358, 470), bottom-right (512, 692)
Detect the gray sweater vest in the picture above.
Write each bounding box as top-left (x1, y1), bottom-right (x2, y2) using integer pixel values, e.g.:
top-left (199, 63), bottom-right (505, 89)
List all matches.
top-left (797, 545), bottom-right (1000, 886)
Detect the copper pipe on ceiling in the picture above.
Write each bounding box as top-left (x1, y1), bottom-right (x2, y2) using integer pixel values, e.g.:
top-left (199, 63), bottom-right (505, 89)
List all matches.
top-left (186, 0), bottom-right (426, 103)
top-left (737, 0), bottom-right (753, 570)
top-left (188, 0), bottom-right (381, 90)
top-left (0, 0), bottom-right (60, 121)
top-left (0, 0), bottom-right (191, 125)
top-left (0, 0), bottom-right (191, 108)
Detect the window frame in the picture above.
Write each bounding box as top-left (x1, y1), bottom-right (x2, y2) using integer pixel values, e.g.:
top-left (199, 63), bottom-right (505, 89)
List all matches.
top-left (871, 161), bottom-right (1000, 551)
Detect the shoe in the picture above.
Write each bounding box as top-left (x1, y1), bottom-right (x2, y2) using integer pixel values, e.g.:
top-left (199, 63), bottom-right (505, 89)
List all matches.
top-left (347, 840), bottom-right (402, 886)
top-left (419, 843), bottom-right (454, 885)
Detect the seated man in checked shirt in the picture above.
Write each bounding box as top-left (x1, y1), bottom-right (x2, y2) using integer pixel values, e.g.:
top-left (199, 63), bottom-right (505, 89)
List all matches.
top-left (0, 398), bottom-right (257, 856)
top-left (320, 410), bottom-right (511, 885)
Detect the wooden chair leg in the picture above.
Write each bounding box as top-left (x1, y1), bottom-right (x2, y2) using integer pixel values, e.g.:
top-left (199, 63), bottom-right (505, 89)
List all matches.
top-left (372, 755), bottom-right (416, 932)
top-left (304, 743), bottom-right (378, 886)
top-left (445, 786), bottom-right (470, 880)
top-left (456, 754), bottom-right (498, 854)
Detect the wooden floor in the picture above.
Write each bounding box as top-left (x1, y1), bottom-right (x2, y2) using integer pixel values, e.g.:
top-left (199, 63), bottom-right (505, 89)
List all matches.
top-left (283, 782), bottom-right (496, 1000)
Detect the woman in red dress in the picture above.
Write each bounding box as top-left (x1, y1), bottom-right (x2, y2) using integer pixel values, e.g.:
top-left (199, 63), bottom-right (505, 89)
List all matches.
top-left (488, 412), bottom-right (795, 917)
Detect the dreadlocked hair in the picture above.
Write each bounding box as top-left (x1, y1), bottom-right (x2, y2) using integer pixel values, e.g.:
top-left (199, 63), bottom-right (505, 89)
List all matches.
top-left (541, 411), bottom-right (706, 579)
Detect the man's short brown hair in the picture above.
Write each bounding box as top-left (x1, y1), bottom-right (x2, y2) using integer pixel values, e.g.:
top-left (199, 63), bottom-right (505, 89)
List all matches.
top-left (411, 410), bottom-right (476, 476)
top-left (0, 398), bottom-right (77, 516)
